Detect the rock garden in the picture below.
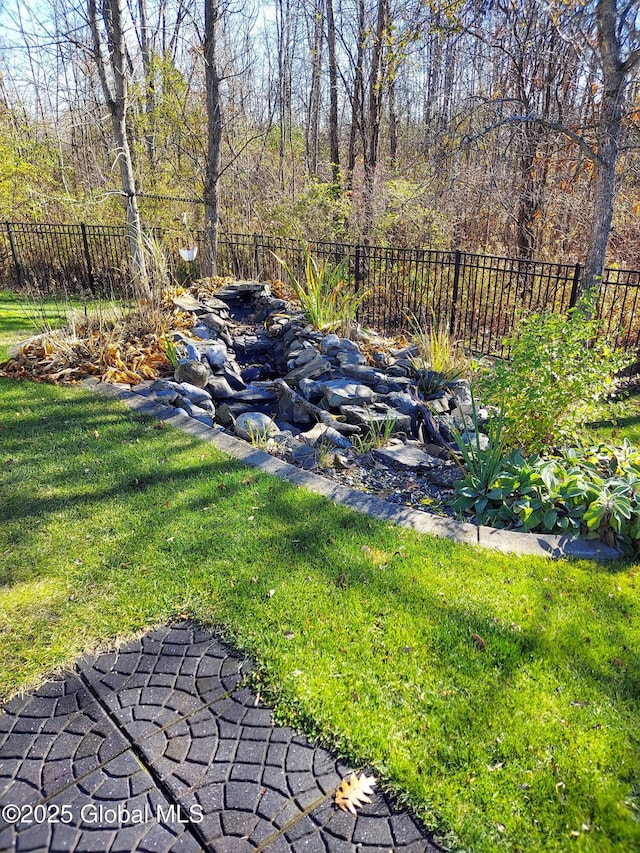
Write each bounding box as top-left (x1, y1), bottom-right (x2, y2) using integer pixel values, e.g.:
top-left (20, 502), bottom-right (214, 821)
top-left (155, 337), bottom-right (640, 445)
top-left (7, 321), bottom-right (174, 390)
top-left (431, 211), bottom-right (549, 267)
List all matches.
top-left (3, 260), bottom-right (638, 555)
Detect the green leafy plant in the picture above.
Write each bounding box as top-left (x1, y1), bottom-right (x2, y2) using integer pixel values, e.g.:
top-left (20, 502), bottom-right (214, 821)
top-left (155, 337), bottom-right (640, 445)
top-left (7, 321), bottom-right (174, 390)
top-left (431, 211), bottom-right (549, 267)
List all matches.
top-left (407, 311), bottom-right (468, 395)
top-left (480, 293), bottom-right (633, 454)
top-left (163, 334), bottom-right (180, 370)
top-left (449, 396), bottom-right (508, 524)
top-left (352, 411), bottom-right (399, 455)
top-left (273, 244), bottom-right (369, 334)
top-left (451, 436), bottom-right (640, 550)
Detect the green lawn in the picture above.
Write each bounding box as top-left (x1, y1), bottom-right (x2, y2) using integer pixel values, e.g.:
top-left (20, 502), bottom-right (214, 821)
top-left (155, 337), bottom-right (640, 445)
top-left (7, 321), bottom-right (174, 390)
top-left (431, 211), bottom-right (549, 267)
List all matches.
top-left (1, 292), bottom-right (640, 852)
top-left (588, 393), bottom-right (640, 447)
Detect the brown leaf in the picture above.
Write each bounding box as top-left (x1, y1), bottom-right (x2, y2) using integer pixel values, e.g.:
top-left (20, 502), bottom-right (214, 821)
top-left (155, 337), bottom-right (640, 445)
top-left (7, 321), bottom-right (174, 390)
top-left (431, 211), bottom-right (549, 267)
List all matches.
top-left (472, 633), bottom-right (487, 651)
top-left (334, 773), bottom-right (377, 815)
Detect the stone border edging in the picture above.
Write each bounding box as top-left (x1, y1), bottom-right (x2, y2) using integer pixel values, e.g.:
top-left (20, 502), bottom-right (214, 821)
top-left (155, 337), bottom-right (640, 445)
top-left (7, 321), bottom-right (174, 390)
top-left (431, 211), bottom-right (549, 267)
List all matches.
top-left (82, 378), bottom-right (622, 562)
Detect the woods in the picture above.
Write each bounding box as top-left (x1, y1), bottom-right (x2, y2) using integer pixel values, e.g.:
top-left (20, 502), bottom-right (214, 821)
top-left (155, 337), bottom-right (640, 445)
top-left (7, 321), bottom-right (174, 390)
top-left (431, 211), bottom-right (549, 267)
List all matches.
top-left (0, 0), bottom-right (638, 282)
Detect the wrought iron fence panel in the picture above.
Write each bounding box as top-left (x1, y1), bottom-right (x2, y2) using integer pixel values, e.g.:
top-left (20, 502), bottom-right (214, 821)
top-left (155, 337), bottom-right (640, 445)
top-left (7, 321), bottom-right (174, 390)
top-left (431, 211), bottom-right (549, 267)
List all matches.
top-left (3, 223), bottom-right (640, 368)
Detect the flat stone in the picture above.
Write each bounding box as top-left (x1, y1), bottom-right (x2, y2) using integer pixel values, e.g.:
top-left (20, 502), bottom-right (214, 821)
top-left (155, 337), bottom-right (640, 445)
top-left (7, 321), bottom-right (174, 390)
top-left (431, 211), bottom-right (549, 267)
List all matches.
top-left (232, 385), bottom-right (278, 404)
top-left (380, 392), bottom-right (419, 415)
top-left (172, 294), bottom-right (206, 312)
top-left (294, 348), bottom-right (320, 367)
top-left (284, 356), bottom-right (332, 387)
top-left (177, 382), bottom-right (213, 406)
top-left (203, 344), bottom-right (229, 368)
top-left (339, 404), bottom-right (411, 433)
top-left (202, 296), bottom-right (232, 313)
top-left (339, 363), bottom-right (386, 385)
top-left (322, 379), bottom-right (375, 409)
top-left (207, 376), bottom-right (236, 399)
top-left (372, 443), bottom-right (439, 471)
top-left (422, 463), bottom-right (461, 488)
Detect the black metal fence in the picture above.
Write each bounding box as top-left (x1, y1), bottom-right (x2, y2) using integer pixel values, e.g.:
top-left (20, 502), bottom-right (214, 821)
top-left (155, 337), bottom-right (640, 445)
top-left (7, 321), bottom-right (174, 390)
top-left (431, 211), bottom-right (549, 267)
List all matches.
top-left (2, 221), bottom-right (639, 361)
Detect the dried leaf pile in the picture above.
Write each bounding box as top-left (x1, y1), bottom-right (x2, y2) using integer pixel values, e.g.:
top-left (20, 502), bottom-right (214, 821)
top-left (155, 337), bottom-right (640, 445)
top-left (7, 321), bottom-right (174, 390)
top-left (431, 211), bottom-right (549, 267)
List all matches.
top-left (0, 291), bottom-right (193, 385)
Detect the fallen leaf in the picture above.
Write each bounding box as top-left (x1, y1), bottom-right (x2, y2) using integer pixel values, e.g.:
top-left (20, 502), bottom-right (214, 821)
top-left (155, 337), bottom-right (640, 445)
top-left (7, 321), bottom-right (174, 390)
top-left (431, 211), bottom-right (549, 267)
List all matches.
top-left (334, 773), bottom-right (376, 815)
top-left (336, 573), bottom-right (346, 589)
top-left (472, 633), bottom-right (487, 651)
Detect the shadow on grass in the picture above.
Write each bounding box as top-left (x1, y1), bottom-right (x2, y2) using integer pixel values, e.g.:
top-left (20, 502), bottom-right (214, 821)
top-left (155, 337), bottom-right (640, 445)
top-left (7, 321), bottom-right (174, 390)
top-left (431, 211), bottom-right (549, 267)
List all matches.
top-left (1, 376), bottom-right (639, 717)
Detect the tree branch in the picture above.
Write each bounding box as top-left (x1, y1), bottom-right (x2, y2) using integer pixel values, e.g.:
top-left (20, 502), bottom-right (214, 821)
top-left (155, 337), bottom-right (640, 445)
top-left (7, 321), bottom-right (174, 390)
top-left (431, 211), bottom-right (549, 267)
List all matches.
top-left (462, 113), bottom-right (600, 164)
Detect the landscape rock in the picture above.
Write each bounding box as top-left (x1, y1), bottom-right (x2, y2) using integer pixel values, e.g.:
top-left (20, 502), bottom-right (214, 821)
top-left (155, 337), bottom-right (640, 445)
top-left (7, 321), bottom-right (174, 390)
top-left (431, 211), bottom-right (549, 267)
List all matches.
top-left (372, 442), bottom-right (440, 471)
top-left (175, 359), bottom-right (209, 388)
top-left (234, 412), bottom-right (280, 441)
top-left (206, 376), bottom-right (236, 399)
top-left (381, 391), bottom-right (419, 415)
top-left (339, 403), bottom-right (411, 433)
top-left (172, 294), bottom-right (206, 313)
top-left (423, 463), bottom-right (461, 488)
top-left (339, 363), bottom-right (386, 385)
top-left (321, 379), bottom-right (376, 409)
top-left (300, 423), bottom-right (352, 449)
top-left (284, 355), bottom-right (332, 387)
top-left (290, 442), bottom-right (318, 469)
top-left (192, 323), bottom-right (218, 340)
top-left (203, 344), bottom-right (228, 369)
top-left (177, 382), bottom-right (213, 406)
top-left (232, 384), bottom-right (279, 403)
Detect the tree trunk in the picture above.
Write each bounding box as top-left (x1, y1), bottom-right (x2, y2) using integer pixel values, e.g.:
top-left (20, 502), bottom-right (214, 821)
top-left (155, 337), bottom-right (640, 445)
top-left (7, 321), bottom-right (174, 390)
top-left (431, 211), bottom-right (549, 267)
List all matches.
top-left (88, 0), bottom-right (149, 298)
top-left (388, 74), bottom-right (398, 165)
top-left (204, 0), bottom-right (222, 276)
top-left (362, 0), bottom-right (387, 236)
top-left (137, 0), bottom-right (157, 173)
top-left (306, 0), bottom-right (323, 177)
top-left (346, 0), bottom-right (365, 192)
top-left (581, 0), bottom-right (629, 297)
top-left (326, 0), bottom-right (340, 185)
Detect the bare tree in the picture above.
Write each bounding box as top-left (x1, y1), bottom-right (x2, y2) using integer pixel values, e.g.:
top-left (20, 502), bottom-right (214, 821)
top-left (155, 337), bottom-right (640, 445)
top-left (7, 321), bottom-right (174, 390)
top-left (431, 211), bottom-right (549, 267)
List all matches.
top-left (582, 0), bottom-right (640, 294)
top-left (88, 0), bottom-right (150, 295)
top-left (203, 0), bottom-right (222, 274)
top-left (326, 0), bottom-right (340, 184)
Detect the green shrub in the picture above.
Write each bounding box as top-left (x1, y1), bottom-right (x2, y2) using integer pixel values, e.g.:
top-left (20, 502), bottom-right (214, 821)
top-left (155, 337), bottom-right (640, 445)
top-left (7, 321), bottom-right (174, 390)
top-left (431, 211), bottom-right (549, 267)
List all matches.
top-left (451, 439), bottom-right (640, 552)
top-left (480, 295), bottom-right (632, 454)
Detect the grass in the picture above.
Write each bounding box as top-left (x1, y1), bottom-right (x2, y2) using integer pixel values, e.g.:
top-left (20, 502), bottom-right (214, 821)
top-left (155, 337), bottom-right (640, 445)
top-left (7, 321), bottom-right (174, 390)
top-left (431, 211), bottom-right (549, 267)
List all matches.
top-left (1, 292), bottom-right (640, 851)
top-left (587, 392), bottom-right (640, 447)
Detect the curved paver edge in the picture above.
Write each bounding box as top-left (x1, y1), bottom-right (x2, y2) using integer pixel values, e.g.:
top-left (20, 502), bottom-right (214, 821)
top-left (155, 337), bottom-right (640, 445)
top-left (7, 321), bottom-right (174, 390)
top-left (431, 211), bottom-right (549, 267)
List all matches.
top-left (82, 379), bottom-right (622, 562)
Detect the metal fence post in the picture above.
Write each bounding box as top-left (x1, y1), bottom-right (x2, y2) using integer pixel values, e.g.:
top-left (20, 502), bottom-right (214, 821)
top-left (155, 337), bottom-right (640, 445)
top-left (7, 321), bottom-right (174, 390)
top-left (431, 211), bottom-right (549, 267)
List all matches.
top-left (569, 262), bottom-right (582, 308)
top-left (450, 249), bottom-right (462, 335)
top-left (5, 222), bottom-right (25, 290)
top-left (354, 244), bottom-right (361, 292)
top-left (80, 223), bottom-right (95, 293)
top-left (253, 233), bottom-right (260, 279)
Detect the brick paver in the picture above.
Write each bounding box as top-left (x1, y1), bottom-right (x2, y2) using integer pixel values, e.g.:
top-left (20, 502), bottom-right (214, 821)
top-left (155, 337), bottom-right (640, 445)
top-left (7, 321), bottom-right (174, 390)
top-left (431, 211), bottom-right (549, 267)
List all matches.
top-left (0, 623), bottom-right (440, 852)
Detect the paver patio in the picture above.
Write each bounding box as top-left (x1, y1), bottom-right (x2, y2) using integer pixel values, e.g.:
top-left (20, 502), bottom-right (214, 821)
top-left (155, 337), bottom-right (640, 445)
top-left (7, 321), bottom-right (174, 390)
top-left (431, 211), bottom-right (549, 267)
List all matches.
top-left (0, 622), bottom-right (441, 852)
